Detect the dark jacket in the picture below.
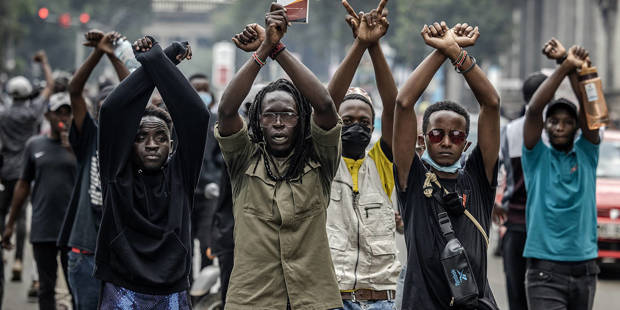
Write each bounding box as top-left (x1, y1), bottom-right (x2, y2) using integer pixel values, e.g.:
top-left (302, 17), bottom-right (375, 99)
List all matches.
top-left (95, 41), bottom-right (209, 294)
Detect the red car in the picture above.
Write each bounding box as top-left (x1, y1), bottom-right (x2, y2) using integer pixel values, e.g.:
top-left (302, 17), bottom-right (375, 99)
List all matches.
top-left (597, 129), bottom-right (620, 264)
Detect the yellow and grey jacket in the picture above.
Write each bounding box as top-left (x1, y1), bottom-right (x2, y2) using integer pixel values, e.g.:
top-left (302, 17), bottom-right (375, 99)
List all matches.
top-left (326, 142), bottom-right (402, 291)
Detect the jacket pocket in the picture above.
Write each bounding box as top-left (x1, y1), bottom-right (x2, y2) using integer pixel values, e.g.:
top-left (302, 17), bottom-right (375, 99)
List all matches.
top-left (108, 229), bottom-right (188, 286)
top-left (368, 236), bottom-right (399, 284)
top-left (358, 193), bottom-right (395, 235)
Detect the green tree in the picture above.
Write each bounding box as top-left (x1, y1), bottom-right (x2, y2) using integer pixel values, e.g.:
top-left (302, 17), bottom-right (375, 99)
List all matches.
top-left (2, 0), bottom-right (151, 75)
top-left (210, 0), bottom-right (512, 79)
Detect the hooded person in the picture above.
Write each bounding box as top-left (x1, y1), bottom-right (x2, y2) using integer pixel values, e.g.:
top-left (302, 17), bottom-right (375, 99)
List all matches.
top-left (94, 36), bottom-right (209, 309)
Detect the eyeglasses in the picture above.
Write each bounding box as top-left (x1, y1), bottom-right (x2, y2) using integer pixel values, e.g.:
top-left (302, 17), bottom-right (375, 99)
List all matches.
top-left (426, 129), bottom-right (467, 145)
top-left (260, 112), bottom-right (299, 127)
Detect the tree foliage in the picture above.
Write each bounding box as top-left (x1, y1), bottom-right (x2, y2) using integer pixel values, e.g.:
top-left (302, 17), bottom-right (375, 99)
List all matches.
top-left (2, 0), bottom-right (151, 74)
top-left (211, 0), bottom-right (513, 78)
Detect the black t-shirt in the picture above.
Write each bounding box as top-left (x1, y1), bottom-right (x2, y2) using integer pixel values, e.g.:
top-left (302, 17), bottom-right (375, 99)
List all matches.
top-left (57, 113), bottom-right (102, 252)
top-left (395, 146), bottom-right (498, 309)
top-left (21, 135), bottom-right (76, 243)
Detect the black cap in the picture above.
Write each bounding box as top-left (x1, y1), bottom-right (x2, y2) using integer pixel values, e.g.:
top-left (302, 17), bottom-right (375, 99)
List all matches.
top-left (545, 98), bottom-right (578, 121)
top-left (522, 72), bottom-right (548, 103)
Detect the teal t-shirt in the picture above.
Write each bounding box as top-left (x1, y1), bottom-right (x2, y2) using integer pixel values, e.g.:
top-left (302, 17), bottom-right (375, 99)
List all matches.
top-left (521, 136), bottom-right (599, 261)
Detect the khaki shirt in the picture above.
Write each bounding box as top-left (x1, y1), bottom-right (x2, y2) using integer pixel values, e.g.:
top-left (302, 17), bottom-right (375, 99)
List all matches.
top-left (215, 118), bottom-right (343, 310)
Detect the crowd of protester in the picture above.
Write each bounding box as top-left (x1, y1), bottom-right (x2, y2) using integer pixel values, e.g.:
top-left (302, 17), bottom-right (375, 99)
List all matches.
top-left (0, 1), bottom-right (603, 309)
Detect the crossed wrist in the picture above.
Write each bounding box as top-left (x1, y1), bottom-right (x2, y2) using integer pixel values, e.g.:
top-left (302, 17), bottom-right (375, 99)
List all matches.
top-left (443, 44), bottom-right (462, 62)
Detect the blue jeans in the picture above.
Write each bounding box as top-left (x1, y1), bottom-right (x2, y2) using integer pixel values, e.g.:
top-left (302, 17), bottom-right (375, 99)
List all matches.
top-left (342, 300), bottom-right (396, 310)
top-left (395, 265), bottom-right (406, 310)
top-left (68, 251), bottom-right (101, 310)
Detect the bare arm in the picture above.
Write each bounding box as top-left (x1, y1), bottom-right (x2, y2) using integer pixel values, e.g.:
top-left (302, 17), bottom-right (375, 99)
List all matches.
top-left (276, 49), bottom-right (339, 130)
top-left (327, 39), bottom-right (367, 111)
top-left (218, 29), bottom-right (270, 137)
top-left (107, 55), bottom-right (130, 81)
top-left (393, 50), bottom-right (446, 189)
top-left (369, 43), bottom-right (397, 149)
top-left (524, 46), bottom-right (590, 149)
top-left (461, 57), bottom-right (500, 183)
top-left (1, 180), bottom-right (30, 249)
top-left (69, 30), bottom-right (106, 132)
top-left (33, 51), bottom-right (54, 100)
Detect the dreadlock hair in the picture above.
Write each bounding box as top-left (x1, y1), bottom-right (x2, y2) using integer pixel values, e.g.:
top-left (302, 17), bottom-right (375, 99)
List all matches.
top-left (342, 93), bottom-right (375, 124)
top-left (248, 78), bottom-right (318, 181)
top-left (143, 104), bottom-right (173, 133)
top-left (422, 100), bottom-right (470, 135)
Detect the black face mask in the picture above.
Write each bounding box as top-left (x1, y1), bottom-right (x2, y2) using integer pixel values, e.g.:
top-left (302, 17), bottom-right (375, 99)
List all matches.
top-left (341, 123), bottom-right (371, 160)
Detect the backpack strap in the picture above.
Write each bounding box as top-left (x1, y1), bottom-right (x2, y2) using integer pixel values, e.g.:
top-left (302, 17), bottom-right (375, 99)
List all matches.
top-left (423, 171), bottom-right (489, 248)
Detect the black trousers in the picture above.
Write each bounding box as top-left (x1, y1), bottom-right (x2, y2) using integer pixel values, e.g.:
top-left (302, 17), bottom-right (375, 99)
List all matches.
top-left (32, 242), bottom-right (71, 310)
top-left (218, 252), bottom-right (234, 306)
top-left (502, 228), bottom-right (528, 310)
top-left (525, 258), bottom-right (599, 310)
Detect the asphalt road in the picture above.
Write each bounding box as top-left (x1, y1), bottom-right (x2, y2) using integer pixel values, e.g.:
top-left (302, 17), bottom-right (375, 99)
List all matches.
top-left (2, 229), bottom-right (620, 309)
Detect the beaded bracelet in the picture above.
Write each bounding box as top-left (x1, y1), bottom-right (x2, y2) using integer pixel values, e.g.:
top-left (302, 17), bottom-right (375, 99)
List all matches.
top-left (456, 55), bottom-right (477, 74)
top-left (252, 52), bottom-right (266, 67)
top-left (270, 42), bottom-right (286, 60)
top-left (451, 49), bottom-right (466, 66)
top-left (455, 50), bottom-right (468, 70)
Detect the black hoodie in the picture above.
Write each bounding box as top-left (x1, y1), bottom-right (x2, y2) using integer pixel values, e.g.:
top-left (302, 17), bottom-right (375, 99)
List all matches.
top-left (95, 40), bottom-right (209, 294)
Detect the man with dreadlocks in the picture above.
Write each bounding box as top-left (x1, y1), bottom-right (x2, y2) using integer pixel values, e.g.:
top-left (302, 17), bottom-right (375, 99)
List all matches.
top-left (393, 21), bottom-right (500, 309)
top-left (323, 0), bottom-right (401, 308)
top-left (216, 3), bottom-right (342, 309)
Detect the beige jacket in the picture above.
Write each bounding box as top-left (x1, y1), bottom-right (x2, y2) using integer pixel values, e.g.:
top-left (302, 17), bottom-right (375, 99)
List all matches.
top-left (326, 155), bottom-right (402, 292)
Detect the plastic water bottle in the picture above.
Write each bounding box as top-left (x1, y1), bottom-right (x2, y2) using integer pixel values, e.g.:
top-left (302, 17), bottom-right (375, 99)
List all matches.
top-left (114, 38), bottom-right (141, 73)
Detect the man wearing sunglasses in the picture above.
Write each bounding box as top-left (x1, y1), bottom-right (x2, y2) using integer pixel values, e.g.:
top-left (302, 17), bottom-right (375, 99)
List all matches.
top-left (393, 21), bottom-right (500, 309)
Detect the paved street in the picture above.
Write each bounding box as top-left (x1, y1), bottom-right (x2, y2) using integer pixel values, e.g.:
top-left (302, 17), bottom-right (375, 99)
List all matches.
top-left (2, 228), bottom-right (620, 309)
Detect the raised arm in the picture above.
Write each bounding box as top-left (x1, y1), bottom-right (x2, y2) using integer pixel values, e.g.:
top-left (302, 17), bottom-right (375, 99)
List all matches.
top-left (134, 37), bottom-right (209, 183)
top-left (393, 23), bottom-right (449, 190)
top-left (98, 43), bottom-right (188, 180)
top-left (330, 0), bottom-right (395, 144)
top-left (540, 38), bottom-right (599, 144)
top-left (33, 50), bottom-right (54, 100)
top-left (327, 1), bottom-right (373, 110)
top-left (524, 45), bottom-right (589, 149)
top-left (268, 4), bottom-right (338, 129)
top-left (68, 30), bottom-right (106, 132)
top-left (218, 23), bottom-right (268, 137)
top-left (451, 23), bottom-right (499, 183)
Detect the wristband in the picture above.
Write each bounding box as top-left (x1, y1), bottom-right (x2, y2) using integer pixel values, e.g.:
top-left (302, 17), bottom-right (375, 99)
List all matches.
top-left (456, 55), bottom-right (477, 74)
top-left (270, 42), bottom-right (286, 60)
top-left (252, 52), bottom-right (266, 67)
top-left (451, 48), bottom-right (465, 65)
top-left (556, 53), bottom-right (568, 65)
